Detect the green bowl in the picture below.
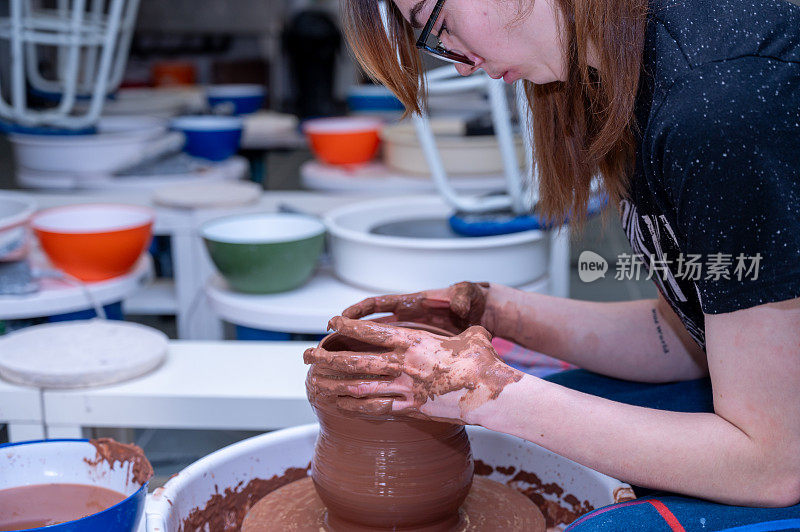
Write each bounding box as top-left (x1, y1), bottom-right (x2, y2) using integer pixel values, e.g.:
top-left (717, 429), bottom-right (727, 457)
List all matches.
top-left (201, 212), bottom-right (326, 294)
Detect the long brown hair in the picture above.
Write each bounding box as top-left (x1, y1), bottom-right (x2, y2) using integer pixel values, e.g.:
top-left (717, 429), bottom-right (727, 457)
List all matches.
top-left (342, 0), bottom-right (648, 224)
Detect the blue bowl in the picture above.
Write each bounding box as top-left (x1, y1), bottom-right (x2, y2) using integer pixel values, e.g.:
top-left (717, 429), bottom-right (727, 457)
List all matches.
top-left (207, 84), bottom-right (266, 115)
top-left (347, 85), bottom-right (404, 113)
top-left (171, 115), bottom-right (243, 161)
top-left (0, 439), bottom-right (149, 531)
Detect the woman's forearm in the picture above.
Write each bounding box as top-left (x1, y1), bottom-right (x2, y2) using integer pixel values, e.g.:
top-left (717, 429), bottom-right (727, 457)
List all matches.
top-left (483, 284), bottom-right (707, 382)
top-left (470, 375), bottom-right (788, 506)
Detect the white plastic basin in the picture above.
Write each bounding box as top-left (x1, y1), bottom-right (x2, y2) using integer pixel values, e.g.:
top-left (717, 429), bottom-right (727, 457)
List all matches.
top-left (146, 424), bottom-right (633, 531)
top-left (324, 196), bottom-right (548, 292)
top-left (9, 116), bottom-right (183, 174)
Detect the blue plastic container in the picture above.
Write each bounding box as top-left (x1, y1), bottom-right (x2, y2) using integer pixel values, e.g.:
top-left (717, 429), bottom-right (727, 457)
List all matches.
top-left (207, 84), bottom-right (266, 115)
top-left (0, 121), bottom-right (97, 135)
top-left (234, 325), bottom-right (325, 342)
top-left (171, 115), bottom-right (243, 161)
top-left (47, 301), bottom-right (124, 322)
top-left (347, 84), bottom-right (404, 113)
top-left (0, 439), bottom-right (148, 531)
top-left (234, 324), bottom-right (291, 341)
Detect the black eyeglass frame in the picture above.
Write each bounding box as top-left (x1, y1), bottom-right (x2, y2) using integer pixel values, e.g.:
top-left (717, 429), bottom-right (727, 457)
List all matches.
top-left (414, 0), bottom-right (475, 66)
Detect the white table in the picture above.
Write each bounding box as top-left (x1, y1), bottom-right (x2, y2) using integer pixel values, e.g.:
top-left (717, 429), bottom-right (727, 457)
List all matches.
top-left (41, 341), bottom-right (315, 439)
top-left (0, 255), bottom-right (151, 320)
top-left (0, 375), bottom-right (43, 442)
top-left (206, 268), bottom-right (551, 335)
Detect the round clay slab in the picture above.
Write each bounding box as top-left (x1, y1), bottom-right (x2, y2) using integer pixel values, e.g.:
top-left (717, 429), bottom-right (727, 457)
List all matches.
top-left (152, 181), bottom-right (261, 209)
top-left (0, 320), bottom-right (168, 388)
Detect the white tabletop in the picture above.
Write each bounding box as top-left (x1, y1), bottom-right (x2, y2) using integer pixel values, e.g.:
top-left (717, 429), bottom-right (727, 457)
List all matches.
top-left (0, 255), bottom-right (151, 320)
top-left (206, 268), bottom-right (550, 335)
top-left (42, 341), bottom-right (316, 431)
top-left (0, 372), bottom-right (41, 424)
top-left (300, 161), bottom-right (508, 194)
top-left (241, 125), bottom-right (306, 151)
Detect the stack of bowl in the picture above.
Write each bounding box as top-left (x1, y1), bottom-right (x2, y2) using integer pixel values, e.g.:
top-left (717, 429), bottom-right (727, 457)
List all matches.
top-left (8, 116), bottom-right (186, 189)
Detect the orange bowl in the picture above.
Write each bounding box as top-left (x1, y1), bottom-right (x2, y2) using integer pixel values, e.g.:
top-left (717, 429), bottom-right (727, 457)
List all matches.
top-left (303, 117), bottom-right (382, 165)
top-left (32, 204), bottom-right (154, 282)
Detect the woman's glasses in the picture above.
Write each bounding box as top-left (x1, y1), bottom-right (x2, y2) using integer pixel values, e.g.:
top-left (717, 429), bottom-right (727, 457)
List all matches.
top-left (414, 0), bottom-right (475, 66)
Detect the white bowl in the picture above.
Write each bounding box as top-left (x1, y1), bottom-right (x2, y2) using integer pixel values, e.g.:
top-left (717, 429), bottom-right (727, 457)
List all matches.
top-left (324, 196), bottom-right (548, 292)
top-left (9, 116), bottom-right (183, 174)
top-left (146, 424), bottom-right (633, 532)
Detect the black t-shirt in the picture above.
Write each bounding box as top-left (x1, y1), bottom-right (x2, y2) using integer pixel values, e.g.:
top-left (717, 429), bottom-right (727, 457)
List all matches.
top-left (621, 0), bottom-right (800, 349)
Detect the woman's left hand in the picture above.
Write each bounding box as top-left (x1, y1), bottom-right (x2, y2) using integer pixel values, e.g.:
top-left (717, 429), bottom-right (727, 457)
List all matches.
top-left (304, 316), bottom-right (523, 424)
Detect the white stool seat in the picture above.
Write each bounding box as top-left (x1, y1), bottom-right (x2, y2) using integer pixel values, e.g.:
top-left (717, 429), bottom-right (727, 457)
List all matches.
top-left (0, 255), bottom-right (151, 320)
top-left (152, 181), bottom-right (261, 209)
top-left (206, 267), bottom-right (550, 335)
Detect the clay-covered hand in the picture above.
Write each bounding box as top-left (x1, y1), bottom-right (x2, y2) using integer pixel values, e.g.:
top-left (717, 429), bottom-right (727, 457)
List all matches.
top-left (341, 281), bottom-right (493, 334)
top-left (304, 316), bottom-right (523, 424)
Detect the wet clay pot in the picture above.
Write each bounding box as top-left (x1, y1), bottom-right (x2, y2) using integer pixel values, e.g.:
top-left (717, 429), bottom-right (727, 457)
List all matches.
top-left (307, 322), bottom-right (474, 531)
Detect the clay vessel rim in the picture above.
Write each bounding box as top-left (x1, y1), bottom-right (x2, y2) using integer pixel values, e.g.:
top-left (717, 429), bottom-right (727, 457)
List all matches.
top-left (320, 321), bottom-right (453, 350)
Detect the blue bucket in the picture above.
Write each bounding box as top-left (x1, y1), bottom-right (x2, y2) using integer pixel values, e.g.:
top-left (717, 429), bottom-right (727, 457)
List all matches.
top-left (0, 439), bottom-right (149, 531)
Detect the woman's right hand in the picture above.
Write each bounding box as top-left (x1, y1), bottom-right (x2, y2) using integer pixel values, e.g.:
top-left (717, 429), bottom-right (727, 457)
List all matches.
top-left (341, 281), bottom-right (494, 335)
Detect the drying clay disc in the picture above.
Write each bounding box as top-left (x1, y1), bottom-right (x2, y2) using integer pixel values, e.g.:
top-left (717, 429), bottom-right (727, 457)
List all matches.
top-left (241, 476), bottom-right (546, 532)
top-left (0, 320), bottom-right (167, 388)
top-left (152, 181), bottom-right (261, 209)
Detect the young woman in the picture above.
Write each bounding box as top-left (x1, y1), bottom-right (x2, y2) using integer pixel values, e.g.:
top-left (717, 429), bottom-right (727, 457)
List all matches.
top-left (304, 0), bottom-right (800, 528)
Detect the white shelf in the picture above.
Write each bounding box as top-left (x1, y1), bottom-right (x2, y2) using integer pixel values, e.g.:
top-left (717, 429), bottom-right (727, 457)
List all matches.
top-left (0, 256), bottom-right (152, 320)
top-left (123, 279), bottom-right (178, 315)
top-left (42, 341), bottom-right (316, 431)
top-left (206, 267), bottom-right (550, 335)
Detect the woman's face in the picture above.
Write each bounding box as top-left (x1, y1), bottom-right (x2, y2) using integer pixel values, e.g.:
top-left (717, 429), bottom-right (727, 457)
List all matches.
top-left (392, 0), bottom-right (565, 84)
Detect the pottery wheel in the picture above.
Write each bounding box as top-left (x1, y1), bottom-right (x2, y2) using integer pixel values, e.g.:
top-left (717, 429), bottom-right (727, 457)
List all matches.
top-left (0, 320), bottom-right (168, 388)
top-left (241, 477), bottom-right (546, 531)
top-left (152, 181), bottom-right (261, 209)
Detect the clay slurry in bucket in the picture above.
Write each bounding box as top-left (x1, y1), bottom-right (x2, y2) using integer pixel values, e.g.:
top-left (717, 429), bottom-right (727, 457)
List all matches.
top-left (0, 484), bottom-right (126, 530)
top-left (0, 438), bottom-right (153, 531)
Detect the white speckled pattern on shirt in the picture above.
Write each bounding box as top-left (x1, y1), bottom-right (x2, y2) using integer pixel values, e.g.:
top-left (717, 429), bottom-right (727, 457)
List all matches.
top-left (622, 0), bottom-right (800, 350)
